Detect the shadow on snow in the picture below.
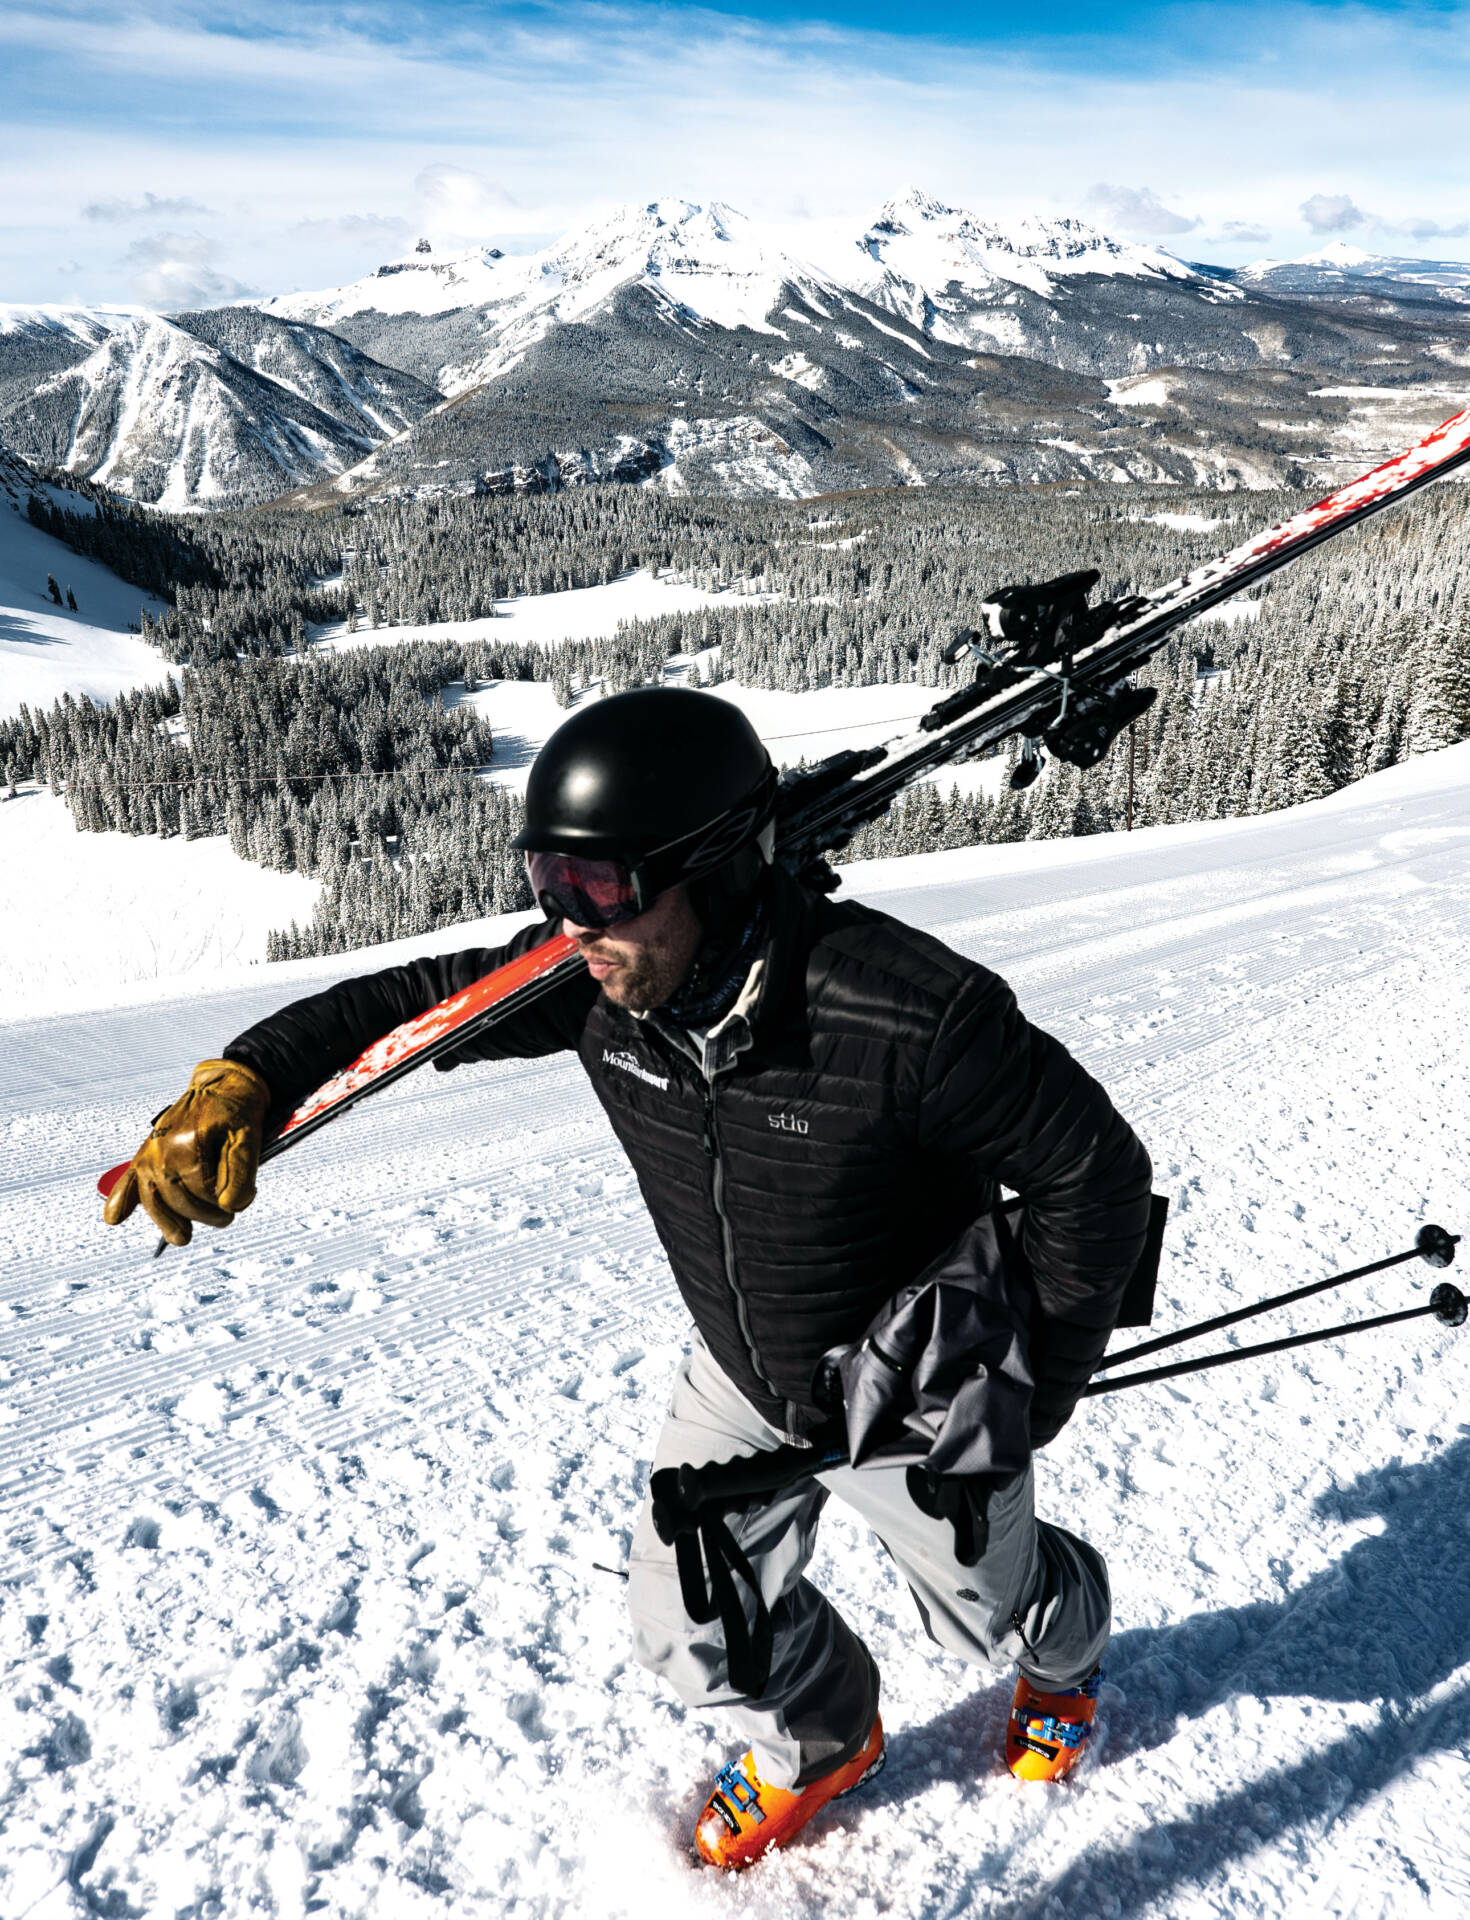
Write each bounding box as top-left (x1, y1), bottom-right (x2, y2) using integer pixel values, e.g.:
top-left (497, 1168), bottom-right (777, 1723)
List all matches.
top-left (855, 1433), bottom-right (1470, 1915)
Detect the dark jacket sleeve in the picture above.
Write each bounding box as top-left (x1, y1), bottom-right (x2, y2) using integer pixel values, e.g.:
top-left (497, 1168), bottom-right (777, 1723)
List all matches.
top-left (917, 966), bottom-right (1153, 1448)
top-left (224, 917), bottom-right (597, 1138)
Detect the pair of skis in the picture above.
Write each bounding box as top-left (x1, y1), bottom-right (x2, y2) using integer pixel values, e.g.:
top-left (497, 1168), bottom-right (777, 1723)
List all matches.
top-left (99, 401), bottom-right (1470, 1214)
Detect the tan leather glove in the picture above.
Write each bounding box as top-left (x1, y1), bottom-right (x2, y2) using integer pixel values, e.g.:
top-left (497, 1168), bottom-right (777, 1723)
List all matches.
top-left (103, 1058), bottom-right (271, 1246)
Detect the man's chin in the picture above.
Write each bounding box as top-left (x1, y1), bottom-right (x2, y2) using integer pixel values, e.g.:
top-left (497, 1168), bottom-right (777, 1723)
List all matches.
top-left (601, 975), bottom-right (658, 1013)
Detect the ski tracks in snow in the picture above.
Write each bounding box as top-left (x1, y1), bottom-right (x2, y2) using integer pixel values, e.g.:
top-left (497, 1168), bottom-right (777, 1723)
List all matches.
top-left (3, 750), bottom-right (1470, 1917)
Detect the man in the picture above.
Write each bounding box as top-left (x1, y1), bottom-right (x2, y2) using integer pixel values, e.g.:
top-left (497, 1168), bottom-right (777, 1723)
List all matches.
top-left (106, 687), bottom-right (1152, 1871)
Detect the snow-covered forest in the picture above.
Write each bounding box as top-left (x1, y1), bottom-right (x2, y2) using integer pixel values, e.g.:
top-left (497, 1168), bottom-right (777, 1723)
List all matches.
top-left (8, 475), bottom-right (1470, 958)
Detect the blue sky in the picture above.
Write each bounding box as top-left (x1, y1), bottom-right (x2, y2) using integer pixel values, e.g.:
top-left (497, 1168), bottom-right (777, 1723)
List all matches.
top-left (2, 0), bottom-right (1468, 307)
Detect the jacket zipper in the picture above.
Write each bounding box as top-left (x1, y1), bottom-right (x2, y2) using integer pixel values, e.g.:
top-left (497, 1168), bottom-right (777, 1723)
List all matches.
top-left (702, 1074), bottom-right (783, 1403)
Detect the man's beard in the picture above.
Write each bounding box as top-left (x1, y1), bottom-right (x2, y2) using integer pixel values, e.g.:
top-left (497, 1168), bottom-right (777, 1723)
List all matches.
top-left (587, 940), bottom-right (692, 1013)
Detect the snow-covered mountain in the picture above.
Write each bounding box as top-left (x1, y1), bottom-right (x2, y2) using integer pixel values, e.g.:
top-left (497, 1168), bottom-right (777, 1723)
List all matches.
top-left (0, 307), bottom-right (441, 511)
top-left (1236, 240), bottom-right (1470, 302)
top-left (824, 187), bottom-right (1210, 353)
top-left (266, 199), bottom-right (846, 396)
top-left (7, 191), bottom-right (1470, 509)
top-left (250, 191), bottom-right (1470, 504)
top-left (266, 191), bottom-right (1213, 393)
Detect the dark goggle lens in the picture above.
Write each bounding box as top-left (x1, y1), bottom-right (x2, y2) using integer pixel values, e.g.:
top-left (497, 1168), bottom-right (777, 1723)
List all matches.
top-left (526, 851), bottom-right (643, 929)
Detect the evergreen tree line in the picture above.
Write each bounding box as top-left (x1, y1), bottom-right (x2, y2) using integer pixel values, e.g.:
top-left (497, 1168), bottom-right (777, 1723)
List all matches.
top-left (30, 461), bottom-right (1263, 671)
top-left (0, 646), bottom-right (537, 956)
top-left (15, 472), bottom-right (1470, 959)
top-left (845, 602), bottom-right (1470, 857)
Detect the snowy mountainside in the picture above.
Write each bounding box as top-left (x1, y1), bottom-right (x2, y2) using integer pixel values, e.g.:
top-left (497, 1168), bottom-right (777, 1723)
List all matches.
top-left (0, 788), bottom-right (320, 1016)
top-left (0, 305), bottom-right (141, 417)
top-left (10, 193), bottom-right (1470, 508)
top-left (0, 442), bottom-right (172, 716)
top-left (267, 199), bottom-right (842, 395)
top-left (2, 746), bottom-right (1468, 1915)
top-left (0, 308), bottom-right (441, 511)
top-left (825, 186), bottom-right (1204, 351)
top-left (171, 308), bottom-right (439, 442)
top-left (1236, 240), bottom-right (1470, 302)
top-left (269, 192), bottom-right (1470, 504)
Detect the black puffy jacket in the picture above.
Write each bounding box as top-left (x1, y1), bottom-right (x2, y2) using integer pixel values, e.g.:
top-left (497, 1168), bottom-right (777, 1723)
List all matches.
top-left (225, 870), bottom-right (1153, 1444)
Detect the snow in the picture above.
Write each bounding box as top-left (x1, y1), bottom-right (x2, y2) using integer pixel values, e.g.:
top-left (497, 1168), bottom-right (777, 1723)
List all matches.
top-left (261, 249), bottom-right (519, 325)
top-left (1296, 242), bottom-right (1378, 270)
top-left (1135, 509), bottom-right (1223, 532)
top-left (0, 787), bottom-right (320, 1020)
top-left (4, 744), bottom-right (1470, 1915)
top-left (1107, 377), bottom-right (1175, 410)
top-left (0, 478), bottom-right (171, 720)
top-left (0, 303), bottom-right (139, 343)
top-left (814, 188), bottom-right (1196, 346)
top-left (312, 569), bottom-right (764, 655)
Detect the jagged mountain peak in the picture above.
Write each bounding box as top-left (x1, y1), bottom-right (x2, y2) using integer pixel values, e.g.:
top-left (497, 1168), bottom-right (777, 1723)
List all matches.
top-left (855, 187), bottom-right (1196, 285)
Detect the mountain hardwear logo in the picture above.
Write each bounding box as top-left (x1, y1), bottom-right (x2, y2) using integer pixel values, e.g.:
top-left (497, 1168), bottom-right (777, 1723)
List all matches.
top-left (768, 1112), bottom-right (809, 1134)
top-left (603, 1048), bottom-right (669, 1091)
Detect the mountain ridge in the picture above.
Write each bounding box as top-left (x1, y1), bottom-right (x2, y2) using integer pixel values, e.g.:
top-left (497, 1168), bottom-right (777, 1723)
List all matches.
top-left (4, 190), bottom-right (1470, 510)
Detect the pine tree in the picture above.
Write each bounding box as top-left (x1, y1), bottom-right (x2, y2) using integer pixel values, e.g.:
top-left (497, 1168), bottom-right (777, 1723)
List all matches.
top-left (1406, 622), bottom-right (1470, 755)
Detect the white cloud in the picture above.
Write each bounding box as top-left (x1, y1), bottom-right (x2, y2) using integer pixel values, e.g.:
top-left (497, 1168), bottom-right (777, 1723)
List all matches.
top-left (1300, 192), bottom-right (1368, 235)
top-left (1388, 213), bottom-right (1469, 241)
top-left (84, 190), bottom-right (214, 221)
top-left (413, 165), bottom-right (529, 245)
top-left (120, 230), bottom-right (253, 308)
top-left (1085, 184), bottom-right (1201, 237)
top-left (5, 1), bottom-right (1470, 303)
top-left (1218, 219), bottom-right (1271, 245)
top-left (1298, 191), bottom-right (1468, 248)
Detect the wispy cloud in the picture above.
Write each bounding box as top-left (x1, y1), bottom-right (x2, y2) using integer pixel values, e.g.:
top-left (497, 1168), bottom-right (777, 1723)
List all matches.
top-left (1301, 190), bottom-right (1468, 246)
top-left (1086, 183), bottom-right (1200, 237)
top-left (291, 212), bottom-right (414, 246)
top-left (1392, 213), bottom-right (1469, 241)
top-left (3, 0), bottom-right (1469, 304)
top-left (1217, 219), bottom-right (1271, 245)
top-left (119, 229), bottom-right (253, 308)
top-left (83, 190), bottom-right (215, 221)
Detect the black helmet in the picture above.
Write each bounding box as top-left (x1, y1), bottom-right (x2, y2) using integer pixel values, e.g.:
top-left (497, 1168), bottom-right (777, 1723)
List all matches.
top-left (516, 687), bottom-right (776, 926)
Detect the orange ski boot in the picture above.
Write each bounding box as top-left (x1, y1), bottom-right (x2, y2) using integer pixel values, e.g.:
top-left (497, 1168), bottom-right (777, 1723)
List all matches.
top-left (1006, 1666), bottom-right (1102, 1781)
top-left (694, 1714), bottom-right (885, 1870)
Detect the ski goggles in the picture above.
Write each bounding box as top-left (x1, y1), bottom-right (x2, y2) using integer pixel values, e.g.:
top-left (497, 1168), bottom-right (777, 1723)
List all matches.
top-left (526, 850), bottom-right (649, 930)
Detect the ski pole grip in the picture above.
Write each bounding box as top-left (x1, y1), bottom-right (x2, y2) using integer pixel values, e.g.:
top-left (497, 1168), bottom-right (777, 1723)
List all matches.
top-left (1431, 1283), bottom-right (1467, 1327)
top-left (1416, 1224), bottom-right (1457, 1269)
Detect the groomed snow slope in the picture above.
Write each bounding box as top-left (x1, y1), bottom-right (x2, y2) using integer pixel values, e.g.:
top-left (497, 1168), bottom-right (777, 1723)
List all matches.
top-left (3, 747), bottom-right (1470, 1917)
top-left (0, 789), bottom-right (321, 1022)
top-left (0, 483), bottom-right (170, 720)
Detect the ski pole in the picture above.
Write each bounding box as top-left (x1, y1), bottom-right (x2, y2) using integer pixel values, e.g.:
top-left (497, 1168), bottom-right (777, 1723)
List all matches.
top-left (1097, 1224), bottom-right (1458, 1373)
top-left (1082, 1281), bottom-right (1468, 1397)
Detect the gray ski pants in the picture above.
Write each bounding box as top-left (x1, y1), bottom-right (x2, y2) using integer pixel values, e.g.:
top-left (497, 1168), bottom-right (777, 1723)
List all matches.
top-left (628, 1336), bottom-right (1111, 1789)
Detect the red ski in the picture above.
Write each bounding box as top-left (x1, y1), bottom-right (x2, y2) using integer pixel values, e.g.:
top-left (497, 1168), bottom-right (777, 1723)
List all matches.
top-left (97, 932), bottom-right (581, 1201)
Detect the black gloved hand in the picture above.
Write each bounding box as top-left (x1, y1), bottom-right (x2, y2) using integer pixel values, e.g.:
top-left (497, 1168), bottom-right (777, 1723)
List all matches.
top-left (1029, 1314), bottom-right (1112, 1448)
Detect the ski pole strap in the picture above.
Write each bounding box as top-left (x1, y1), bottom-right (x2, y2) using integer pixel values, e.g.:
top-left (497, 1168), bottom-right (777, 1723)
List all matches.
top-left (1082, 1283), bottom-right (1467, 1397)
top-left (649, 1436), bottom-right (848, 1696)
top-left (1099, 1224), bottom-right (1458, 1372)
